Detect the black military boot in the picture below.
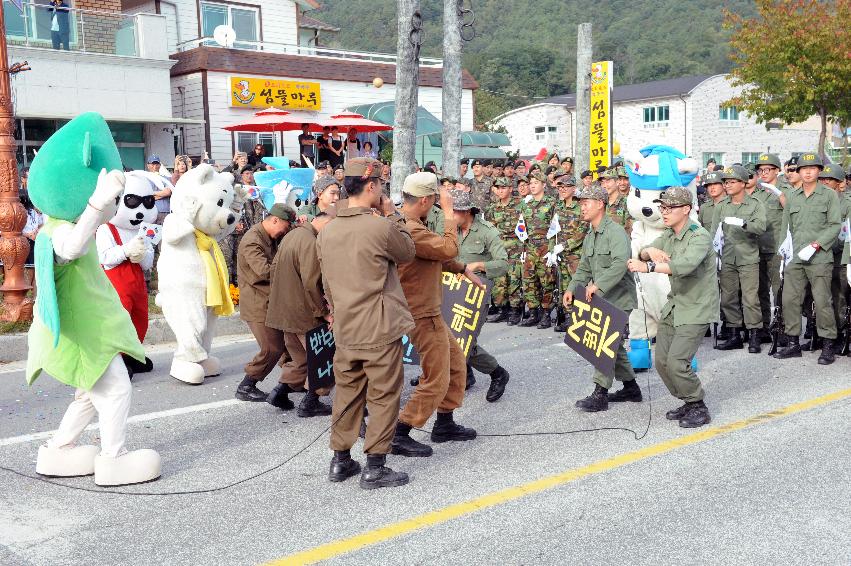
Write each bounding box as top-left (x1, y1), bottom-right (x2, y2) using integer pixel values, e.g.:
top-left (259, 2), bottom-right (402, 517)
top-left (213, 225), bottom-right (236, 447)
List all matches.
top-left (715, 328), bottom-right (743, 350)
top-left (575, 384), bottom-right (609, 412)
top-left (537, 308), bottom-right (552, 329)
top-left (359, 454), bottom-right (409, 490)
top-left (430, 411), bottom-right (477, 443)
top-left (487, 304), bottom-right (499, 316)
top-left (266, 383), bottom-right (295, 410)
top-left (774, 335), bottom-right (802, 359)
top-left (507, 307), bottom-right (523, 326)
top-left (297, 391), bottom-right (333, 417)
top-left (801, 335), bottom-right (823, 351)
top-left (818, 338), bottom-right (836, 365)
top-left (759, 327), bottom-right (772, 344)
top-left (679, 401), bottom-right (711, 428)
top-left (328, 450), bottom-right (361, 483)
top-left (717, 322), bottom-right (731, 341)
top-left (665, 403), bottom-right (690, 421)
top-left (747, 330), bottom-right (762, 354)
top-left (519, 307), bottom-right (541, 327)
top-left (487, 306), bottom-right (509, 323)
top-left (465, 363), bottom-right (476, 390)
top-left (235, 377), bottom-right (268, 402)
top-left (607, 379), bottom-right (642, 402)
top-left (486, 366), bottom-right (510, 402)
top-left (390, 421), bottom-right (433, 457)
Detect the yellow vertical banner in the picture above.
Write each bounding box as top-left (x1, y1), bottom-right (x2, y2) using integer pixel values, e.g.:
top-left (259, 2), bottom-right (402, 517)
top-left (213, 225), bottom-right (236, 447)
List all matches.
top-left (589, 61), bottom-right (613, 174)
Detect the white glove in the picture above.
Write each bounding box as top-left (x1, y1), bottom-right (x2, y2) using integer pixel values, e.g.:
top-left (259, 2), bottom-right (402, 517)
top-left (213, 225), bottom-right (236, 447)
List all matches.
top-left (230, 184), bottom-right (248, 216)
top-left (524, 195), bottom-right (533, 203)
top-left (123, 235), bottom-right (147, 263)
top-left (89, 169), bottom-right (126, 218)
top-left (761, 182), bottom-right (783, 197)
top-left (723, 217), bottom-right (745, 227)
top-left (797, 244), bottom-right (817, 262)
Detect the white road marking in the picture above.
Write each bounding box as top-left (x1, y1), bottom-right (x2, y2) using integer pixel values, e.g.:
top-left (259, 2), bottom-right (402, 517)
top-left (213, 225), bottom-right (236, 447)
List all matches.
top-left (0, 399), bottom-right (243, 447)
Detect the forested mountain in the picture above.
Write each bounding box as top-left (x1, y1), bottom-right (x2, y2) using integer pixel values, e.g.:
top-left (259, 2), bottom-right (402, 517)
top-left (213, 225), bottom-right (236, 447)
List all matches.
top-left (314, 0), bottom-right (754, 124)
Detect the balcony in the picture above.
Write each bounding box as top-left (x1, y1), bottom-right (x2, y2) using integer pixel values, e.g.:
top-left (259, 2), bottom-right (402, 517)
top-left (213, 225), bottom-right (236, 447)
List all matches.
top-left (175, 37), bottom-right (444, 68)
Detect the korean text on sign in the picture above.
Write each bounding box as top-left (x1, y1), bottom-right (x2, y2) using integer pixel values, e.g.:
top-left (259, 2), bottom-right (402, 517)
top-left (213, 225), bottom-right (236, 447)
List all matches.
top-left (230, 76), bottom-right (322, 111)
top-left (562, 285), bottom-right (628, 378)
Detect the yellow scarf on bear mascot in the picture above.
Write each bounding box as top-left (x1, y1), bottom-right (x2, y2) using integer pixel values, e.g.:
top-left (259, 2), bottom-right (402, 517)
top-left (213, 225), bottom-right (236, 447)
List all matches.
top-left (194, 229), bottom-right (235, 316)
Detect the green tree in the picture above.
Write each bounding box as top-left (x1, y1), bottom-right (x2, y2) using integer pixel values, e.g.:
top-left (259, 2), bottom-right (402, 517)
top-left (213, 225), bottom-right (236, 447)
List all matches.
top-left (725, 0), bottom-right (851, 158)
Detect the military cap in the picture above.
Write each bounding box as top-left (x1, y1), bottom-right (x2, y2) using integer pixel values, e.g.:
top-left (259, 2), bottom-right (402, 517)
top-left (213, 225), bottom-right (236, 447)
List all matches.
top-left (545, 165), bottom-right (559, 175)
top-left (577, 184), bottom-right (608, 202)
top-left (561, 156), bottom-right (574, 164)
top-left (504, 160), bottom-right (515, 168)
top-left (450, 189), bottom-right (479, 212)
top-left (786, 156), bottom-right (799, 167)
top-left (439, 176), bottom-right (458, 185)
top-left (529, 163), bottom-right (542, 172)
top-left (317, 160), bottom-right (331, 169)
top-left (554, 174), bottom-right (576, 186)
top-left (796, 152), bottom-right (824, 169)
top-left (721, 164), bottom-right (749, 182)
top-left (516, 175), bottom-right (530, 184)
top-left (580, 169), bottom-right (593, 179)
top-left (600, 167), bottom-right (619, 180)
top-left (493, 176), bottom-right (512, 187)
top-left (268, 203), bottom-right (298, 223)
top-left (653, 186), bottom-right (693, 206)
top-left (314, 176), bottom-right (340, 195)
top-left (818, 164), bottom-right (844, 181)
top-left (744, 162), bottom-right (756, 177)
top-left (703, 171), bottom-right (724, 185)
top-left (482, 159), bottom-right (493, 166)
top-left (403, 171), bottom-right (440, 197)
top-left (344, 157), bottom-right (382, 178)
top-left (470, 159), bottom-right (484, 167)
top-left (460, 158), bottom-right (469, 165)
top-left (616, 166), bottom-right (629, 178)
top-left (529, 171), bottom-right (547, 183)
top-left (756, 153), bottom-right (782, 169)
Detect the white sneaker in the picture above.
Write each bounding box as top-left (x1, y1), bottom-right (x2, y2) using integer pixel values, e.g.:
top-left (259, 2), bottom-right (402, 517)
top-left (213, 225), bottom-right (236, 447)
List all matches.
top-left (36, 444), bottom-right (99, 477)
top-left (170, 359), bottom-right (205, 385)
top-left (94, 449), bottom-right (162, 486)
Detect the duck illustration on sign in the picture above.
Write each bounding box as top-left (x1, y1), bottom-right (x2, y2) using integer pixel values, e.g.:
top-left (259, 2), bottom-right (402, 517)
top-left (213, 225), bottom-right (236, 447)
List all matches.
top-left (233, 79), bottom-right (255, 105)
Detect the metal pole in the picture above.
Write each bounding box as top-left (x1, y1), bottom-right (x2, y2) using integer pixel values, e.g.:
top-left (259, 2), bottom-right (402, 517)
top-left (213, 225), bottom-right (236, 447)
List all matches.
top-left (390, 0), bottom-right (421, 202)
top-left (440, 0), bottom-right (462, 177)
top-left (0, 5), bottom-right (33, 322)
top-left (574, 23), bottom-right (592, 176)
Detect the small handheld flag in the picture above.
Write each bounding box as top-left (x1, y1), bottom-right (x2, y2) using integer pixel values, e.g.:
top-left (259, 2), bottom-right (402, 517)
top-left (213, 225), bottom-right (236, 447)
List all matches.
top-left (515, 215), bottom-right (528, 241)
top-left (546, 213), bottom-right (561, 239)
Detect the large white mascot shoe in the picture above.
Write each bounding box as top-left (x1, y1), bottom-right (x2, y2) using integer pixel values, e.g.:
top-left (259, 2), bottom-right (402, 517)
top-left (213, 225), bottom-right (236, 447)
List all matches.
top-left (170, 359), bottom-right (205, 385)
top-left (36, 444), bottom-right (99, 477)
top-left (199, 356), bottom-right (222, 377)
top-left (94, 449), bottom-right (161, 486)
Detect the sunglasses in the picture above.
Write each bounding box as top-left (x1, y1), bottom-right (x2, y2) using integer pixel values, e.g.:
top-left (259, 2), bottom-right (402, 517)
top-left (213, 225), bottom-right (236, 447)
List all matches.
top-left (124, 194), bottom-right (156, 209)
top-left (786, 167), bottom-right (798, 172)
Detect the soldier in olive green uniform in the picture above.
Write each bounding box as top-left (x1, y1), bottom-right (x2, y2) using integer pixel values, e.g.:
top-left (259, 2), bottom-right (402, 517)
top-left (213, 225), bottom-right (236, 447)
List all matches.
top-left (751, 153), bottom-right (791, 339)
top-left (774, 153), bottom-right (841, 365)
top-left (466, 159), bottom-right (493, 211)
top-left (817, 165), bottom-right (851, 342)
top-left (518, 171), bottom-right (559, 328)
top-left (629, 187), bottom-right (718, 428)
top-left (698, 171), bottom-right (725, 230)
top-left (485, 177), bottom-right (524, 324)
top-left (451, 190), bottom-right (512, 402)
top-left (565, 184), bottom-right (638, 413)
top-left (710, 165), bottom-right (767, 353)
top-left (599, 167), bottom-right (633, 235)
top-left (553, 174), bottom-right (588, 332)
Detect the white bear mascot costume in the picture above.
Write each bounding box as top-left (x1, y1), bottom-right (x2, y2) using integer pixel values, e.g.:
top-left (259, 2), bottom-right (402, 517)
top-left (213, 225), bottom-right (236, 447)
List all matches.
top-left (156, 164), bottom-right (246, 384)
top-left (622, 145), bottom-right (699, 369)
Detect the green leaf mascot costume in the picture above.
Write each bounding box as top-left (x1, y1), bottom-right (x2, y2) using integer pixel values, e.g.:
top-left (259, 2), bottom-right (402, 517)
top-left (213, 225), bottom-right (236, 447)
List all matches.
top-left (26, 113), bottom-right (161, 486)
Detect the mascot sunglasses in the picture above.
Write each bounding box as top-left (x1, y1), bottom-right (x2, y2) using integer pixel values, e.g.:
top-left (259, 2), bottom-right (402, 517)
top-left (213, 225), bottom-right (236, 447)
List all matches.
top-left (124, 194), bottom-right (156, 209)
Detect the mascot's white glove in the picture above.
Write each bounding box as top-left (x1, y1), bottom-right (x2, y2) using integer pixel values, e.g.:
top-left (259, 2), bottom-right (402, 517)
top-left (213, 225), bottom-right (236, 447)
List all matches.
top-left (544, 244), bottom-right (565, 267)
top-left (230, 184), bottom-right (248, 216)
top-left (123, 235), bottom-right (148, 264)
top-left (90, 169), bottom-right (127, 222)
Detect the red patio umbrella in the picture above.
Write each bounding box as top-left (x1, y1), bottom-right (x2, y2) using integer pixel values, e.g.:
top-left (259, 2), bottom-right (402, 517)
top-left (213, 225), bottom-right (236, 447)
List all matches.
top-left (319, 112), bottom-right (393, 133)
top-left (222, 108), bottom-right (322, 156)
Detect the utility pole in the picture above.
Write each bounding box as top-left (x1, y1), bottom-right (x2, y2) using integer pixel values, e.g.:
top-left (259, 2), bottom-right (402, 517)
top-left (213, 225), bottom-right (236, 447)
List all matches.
top-left (391, 0), bottom-right (422, 202)
top-left (0, 5), bottom-right (32, 323)
top-left (574, 23), bottom-right (592, 176)
top-left (440, 0), bottom-right (462, 177)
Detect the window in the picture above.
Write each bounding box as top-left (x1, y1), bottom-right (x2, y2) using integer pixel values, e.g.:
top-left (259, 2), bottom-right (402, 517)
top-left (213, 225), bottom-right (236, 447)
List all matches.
top-left (237, 132), bottom-right (275, 156)
top-left (534, 125), bottom-right (557, 141)
top-left (4, 0), bottom-right (78, 45)
top-left (201, 2), bottom-right (259, 49)
top-left (719, 105), bottom-right (740, 122)
top-left (703, 152), bottom-right (724, 167)
top-left (642, 105), bottom-right (669, 127)
top-left (741, 152), bottom-right (761, 164)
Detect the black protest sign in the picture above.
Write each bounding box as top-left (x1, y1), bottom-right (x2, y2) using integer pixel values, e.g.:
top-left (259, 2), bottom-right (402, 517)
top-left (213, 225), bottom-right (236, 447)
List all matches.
top-left (401, 333), bottom-right (420, 365)
top-left (306, 323), bottom-right (336, 390)
top-left (562, 285), bottom-right (629, 377)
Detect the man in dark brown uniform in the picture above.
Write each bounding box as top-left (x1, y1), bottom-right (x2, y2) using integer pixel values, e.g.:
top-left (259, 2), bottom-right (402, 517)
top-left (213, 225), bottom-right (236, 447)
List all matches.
top-left (266, 207), bottom-right (336, 416)
top-left (316, 157), bottom-right (416, 490)
top-left (234, 204), bottom-right (296, 403)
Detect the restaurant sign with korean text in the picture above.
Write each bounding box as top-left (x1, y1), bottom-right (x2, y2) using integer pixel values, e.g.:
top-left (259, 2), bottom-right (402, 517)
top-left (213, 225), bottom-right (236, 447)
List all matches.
top-left (230, 76), bottom-right (321, 111)
top-left (562, 285), bottom-right (628, 377)
top-left (589, 61), bottom-right (613, 175)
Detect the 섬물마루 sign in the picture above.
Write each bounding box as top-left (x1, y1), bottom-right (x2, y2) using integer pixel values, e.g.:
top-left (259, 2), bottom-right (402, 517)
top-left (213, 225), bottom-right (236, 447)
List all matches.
top-left (589, 61), bottom-right (613, 175)
top-left (563, 285), bottom-right (628, 377)
top-left (230, 76), bottom-right (321, 111)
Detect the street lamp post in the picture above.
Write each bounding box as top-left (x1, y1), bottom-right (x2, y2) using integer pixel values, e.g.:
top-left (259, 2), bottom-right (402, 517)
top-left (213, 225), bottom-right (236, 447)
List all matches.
top-left (0, 6), bottom-right (33, 323)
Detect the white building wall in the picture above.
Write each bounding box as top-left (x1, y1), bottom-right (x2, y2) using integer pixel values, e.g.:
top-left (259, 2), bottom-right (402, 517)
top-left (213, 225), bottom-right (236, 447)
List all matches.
top-left (611, 97), bottom-right (689, 156)
top-left (170, 73), bottom-right (206, 157)
top-left (165, 0), bottom-right (299, 48)
top-left (495, 104), bottom-right (572, 157)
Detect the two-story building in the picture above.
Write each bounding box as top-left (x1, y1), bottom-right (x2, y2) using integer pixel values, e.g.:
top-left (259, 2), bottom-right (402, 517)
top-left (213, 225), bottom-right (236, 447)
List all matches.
top-left (494, 74), bottom-right (826, 168)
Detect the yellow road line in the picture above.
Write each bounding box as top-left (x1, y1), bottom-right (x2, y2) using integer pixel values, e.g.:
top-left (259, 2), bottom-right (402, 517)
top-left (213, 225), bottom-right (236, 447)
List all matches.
top-left (269, 387), bottom-right (851, 566)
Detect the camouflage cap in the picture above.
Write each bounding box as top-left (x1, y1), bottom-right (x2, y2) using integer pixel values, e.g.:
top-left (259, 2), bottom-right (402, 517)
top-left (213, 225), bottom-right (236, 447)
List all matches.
top-left (529, 171), bottom-right (547, 183)
top-left (268, 203), bottom-right (298, 223)
top-left (403, 171), bottom-right (440, 197)
top-left (600, 167), bottom-right (619, 180)
top-left (439, 176), bottom-right (458, 185)
top-left (819, 164), bottom-right (844, 182)
top-left (493, 176), bottom-right (512, 187)
top-left (344, 157), bottom-right (382, 178)
top-left (796, 152), bottom-right (824, 169)
top-left (616, 166), bottom-right (629, 178)
top-left (450, 189), bottom-right (478, 212)
top-left (577, 184), bottom-right (608, 202)
top-left (756, 153), bottom-right (782, 169)
top-left (314, 176), bottom-right (341, 195)
top-left (653, 186), bottom-right (693, 206)
top-left (721, 164), bottom-right (749, 182)
top-left (703, 171), bottom-right (724, 185)
top-left (554, 174), bottom-right (576, 186)
top-left (516, 175), bottom-right (530, 184)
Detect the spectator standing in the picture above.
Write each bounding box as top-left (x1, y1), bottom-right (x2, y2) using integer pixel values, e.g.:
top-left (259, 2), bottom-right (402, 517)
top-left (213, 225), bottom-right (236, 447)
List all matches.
top-left (328, 127), bottom-right (345, 168)
top-left (298, 124), bottom-right (317, 167)
top-left (145, 154), bottom-right (172, 224)
top-left (346, 128), bottom-right (361, 160)
top-left (248, 144), bottom-right (266, 167)
top-left (171, 154), bottom-right (192, 186)
top-left (48, 0), bottom-right (70, 51)
top-left (224, 152), bottom-right (248, 173)
top-left (316, 127), bottom-right (331, 163)
top-left (362, 141), bottom-right (378, 160)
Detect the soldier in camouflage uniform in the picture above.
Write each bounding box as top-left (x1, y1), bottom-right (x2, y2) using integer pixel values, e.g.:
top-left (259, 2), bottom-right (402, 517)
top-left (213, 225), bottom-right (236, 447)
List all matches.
top-left (599, 167), bottom-right (633, 235)
top-left (466, 159), bottom-right (493, 211)
top-left (518, 171), bottom-right (558, 328)
top-left (515, 175), bottom-right (530, 199)
top-left (485, 177), bottom-right (524, 324)
top-left (616, 166), bottom-right (631, 197)
top-left (553, 173), bottom-right (588, 332)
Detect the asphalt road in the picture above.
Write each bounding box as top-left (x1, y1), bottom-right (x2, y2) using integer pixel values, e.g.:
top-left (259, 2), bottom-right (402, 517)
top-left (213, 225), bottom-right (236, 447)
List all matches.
top-left (1, 323), bottom-right (849, 566)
